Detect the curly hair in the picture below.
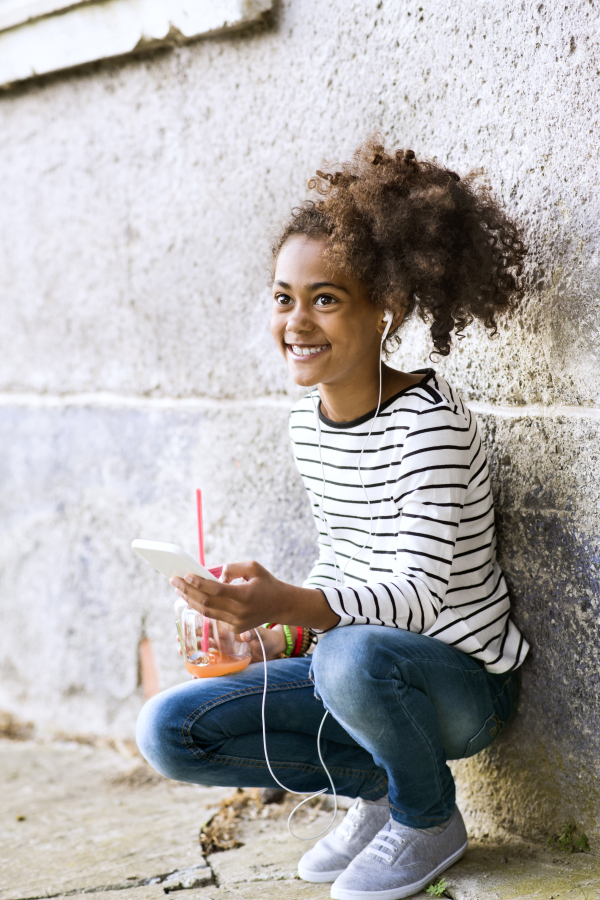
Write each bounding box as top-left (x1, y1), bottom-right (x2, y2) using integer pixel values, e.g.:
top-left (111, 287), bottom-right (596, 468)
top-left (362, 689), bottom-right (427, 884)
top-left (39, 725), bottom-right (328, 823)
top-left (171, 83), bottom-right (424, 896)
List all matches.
top-left (272, 138), bottom-right (526, 357)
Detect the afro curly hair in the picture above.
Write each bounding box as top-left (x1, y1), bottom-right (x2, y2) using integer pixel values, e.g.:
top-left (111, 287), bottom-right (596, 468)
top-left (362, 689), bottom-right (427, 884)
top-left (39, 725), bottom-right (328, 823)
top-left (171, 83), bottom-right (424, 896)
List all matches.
top-left (272, 137), bottom-right (526, 358)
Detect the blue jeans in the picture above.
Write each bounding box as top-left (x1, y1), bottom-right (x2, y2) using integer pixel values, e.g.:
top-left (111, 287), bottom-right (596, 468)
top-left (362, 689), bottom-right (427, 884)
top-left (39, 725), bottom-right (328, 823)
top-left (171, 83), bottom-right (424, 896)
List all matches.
top-left (136, 627), bottom-right (518, 828)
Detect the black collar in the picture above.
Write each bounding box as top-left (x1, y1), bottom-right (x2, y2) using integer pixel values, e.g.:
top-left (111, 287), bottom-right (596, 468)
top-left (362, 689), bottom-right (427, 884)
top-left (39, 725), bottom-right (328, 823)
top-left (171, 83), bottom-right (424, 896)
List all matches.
top-left (318, 368), bottom-right (436, 429)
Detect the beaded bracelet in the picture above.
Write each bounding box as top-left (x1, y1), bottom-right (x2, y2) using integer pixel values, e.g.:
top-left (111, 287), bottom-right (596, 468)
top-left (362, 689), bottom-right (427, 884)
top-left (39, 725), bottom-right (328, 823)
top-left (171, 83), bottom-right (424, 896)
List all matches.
top-left (282, 625), bottom-right (295, 657)
top-left (263, 623), bottom-right (314, 657)
top-left (300, 627), bottom-right (317, 655)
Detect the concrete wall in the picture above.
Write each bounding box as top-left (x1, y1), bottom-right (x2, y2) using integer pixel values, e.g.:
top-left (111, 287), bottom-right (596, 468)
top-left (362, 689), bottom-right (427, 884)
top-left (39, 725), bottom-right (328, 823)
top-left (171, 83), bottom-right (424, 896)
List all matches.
top-left (1, 0), bottom-right (599, 843)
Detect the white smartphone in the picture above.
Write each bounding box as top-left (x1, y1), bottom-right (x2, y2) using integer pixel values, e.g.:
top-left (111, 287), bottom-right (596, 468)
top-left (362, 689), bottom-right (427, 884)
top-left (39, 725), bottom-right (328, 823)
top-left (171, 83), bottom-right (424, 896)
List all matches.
top-left (131, 540), bottom-right (220, 583)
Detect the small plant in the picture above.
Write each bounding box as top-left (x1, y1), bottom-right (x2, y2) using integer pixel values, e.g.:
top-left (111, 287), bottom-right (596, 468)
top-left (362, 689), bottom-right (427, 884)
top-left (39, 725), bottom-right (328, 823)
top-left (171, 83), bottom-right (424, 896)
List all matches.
top-left (199, 788), bottom-right (261, 853)
top-left (425, 877), bottom-right (451, 897)
top-left (547, 823), bottom-right (590, 854)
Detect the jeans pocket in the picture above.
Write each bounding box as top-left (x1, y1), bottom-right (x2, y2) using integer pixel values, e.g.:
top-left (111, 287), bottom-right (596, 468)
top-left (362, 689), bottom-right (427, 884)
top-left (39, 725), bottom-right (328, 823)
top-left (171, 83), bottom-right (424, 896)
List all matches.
top-left (464, 712), bottom-right (507, 758)
top-left (464, 672), bottom-right (518, 758)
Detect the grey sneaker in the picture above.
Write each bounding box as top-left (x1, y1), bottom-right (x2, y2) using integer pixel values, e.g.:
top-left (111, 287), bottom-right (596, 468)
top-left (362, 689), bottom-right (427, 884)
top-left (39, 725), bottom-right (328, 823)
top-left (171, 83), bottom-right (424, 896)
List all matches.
top-left (297, 797), bottom-right (390, 884)
top-left (330, 806), bottom-right (468, 899)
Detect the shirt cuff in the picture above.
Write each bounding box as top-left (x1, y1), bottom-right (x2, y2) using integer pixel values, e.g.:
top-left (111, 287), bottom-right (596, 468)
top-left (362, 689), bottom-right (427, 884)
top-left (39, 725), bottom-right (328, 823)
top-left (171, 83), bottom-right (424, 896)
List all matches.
top-left (312, 587), bottom-right (349, 633)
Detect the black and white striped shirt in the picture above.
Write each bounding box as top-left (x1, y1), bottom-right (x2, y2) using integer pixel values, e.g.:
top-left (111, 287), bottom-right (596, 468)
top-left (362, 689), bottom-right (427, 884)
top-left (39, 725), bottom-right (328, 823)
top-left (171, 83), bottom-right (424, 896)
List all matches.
top-left (290, 369), bottom-right (528, 675)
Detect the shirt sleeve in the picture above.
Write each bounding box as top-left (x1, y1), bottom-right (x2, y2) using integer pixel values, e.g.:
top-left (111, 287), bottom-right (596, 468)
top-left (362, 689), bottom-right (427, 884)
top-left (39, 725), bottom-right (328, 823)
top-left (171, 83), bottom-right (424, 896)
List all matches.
top-left (302, 513), bottom-right (340, 593)
top-left (314, 404), bottom-right (472, 632)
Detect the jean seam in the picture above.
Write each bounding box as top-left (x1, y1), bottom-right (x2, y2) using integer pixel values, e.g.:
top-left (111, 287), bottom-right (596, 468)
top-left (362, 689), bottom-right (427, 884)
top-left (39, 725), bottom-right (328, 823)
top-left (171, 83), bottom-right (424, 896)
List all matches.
top-left (362, 776), bottom-right (389, 799)
top-left (196, 753), bottom-right (389, 800)
top-left (383, 654), bottom-right (489, 674)
top-left (487, 673), bottom-right (516, 738)
top-left (200, 751), bottom-right (385, 781)
top-left (182, 678), bottom-right (314, 758)
top-left (492, 674), bottom-right (514, 705)
top-left (391, 659), bottom-right (446, 809)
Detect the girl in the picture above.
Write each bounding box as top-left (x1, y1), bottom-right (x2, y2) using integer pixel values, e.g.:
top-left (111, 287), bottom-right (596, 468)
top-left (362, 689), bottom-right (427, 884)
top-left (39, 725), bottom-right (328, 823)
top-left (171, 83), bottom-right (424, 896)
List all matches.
top-left (137, 140), bottom-right (528, 900)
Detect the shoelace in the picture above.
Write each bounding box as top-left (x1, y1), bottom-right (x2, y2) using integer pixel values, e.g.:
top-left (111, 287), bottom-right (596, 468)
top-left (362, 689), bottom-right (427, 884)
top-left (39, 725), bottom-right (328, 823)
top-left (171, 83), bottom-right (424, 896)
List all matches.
top-left (366, 828), bottom-right (406, 863)
top-left (338, 802), bottom-right (364, 839)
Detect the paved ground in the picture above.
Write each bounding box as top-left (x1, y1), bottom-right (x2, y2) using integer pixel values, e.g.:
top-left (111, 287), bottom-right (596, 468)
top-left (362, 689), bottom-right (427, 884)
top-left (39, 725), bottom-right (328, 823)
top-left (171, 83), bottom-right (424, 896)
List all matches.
top-left (1, 736), bottom-right (599, 900)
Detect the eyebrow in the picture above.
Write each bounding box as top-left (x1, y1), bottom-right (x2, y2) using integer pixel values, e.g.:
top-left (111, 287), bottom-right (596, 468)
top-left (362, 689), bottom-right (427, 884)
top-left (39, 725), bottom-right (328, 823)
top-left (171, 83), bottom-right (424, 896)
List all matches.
top-left (274, 280), bottom-right (351, 295)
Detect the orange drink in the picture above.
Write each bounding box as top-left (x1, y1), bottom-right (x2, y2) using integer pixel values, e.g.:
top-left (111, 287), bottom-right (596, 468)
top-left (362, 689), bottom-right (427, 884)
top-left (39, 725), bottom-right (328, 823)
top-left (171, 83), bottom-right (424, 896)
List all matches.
top-left (184, 653), bottom-right (251, 678)
top-left (175, 597), bottom-right (251, 678)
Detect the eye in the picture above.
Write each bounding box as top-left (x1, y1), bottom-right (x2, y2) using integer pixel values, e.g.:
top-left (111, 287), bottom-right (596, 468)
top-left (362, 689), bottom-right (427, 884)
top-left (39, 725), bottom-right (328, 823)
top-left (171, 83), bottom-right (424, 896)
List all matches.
top-left (274, 292), bottom-right (293, 306)
top-left (314, 294), bottom-right (338, 307)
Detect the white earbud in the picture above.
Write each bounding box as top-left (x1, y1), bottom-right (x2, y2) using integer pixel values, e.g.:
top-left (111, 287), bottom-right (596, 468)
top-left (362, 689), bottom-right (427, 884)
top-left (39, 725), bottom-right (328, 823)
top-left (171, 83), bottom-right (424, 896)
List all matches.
top-left (381, 310), bottom-right (393, 342)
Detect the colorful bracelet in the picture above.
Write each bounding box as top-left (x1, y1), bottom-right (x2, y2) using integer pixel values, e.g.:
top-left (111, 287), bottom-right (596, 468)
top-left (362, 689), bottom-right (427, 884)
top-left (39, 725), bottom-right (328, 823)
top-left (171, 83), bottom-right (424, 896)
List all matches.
top-left (300, 627), bottom-right (317, 656)
top-left (263, 624), bottom-right (314, 658)
top-left (282, 624), bottom-right (295, 657)
top-left (294, 625), bottom-right (303, 658)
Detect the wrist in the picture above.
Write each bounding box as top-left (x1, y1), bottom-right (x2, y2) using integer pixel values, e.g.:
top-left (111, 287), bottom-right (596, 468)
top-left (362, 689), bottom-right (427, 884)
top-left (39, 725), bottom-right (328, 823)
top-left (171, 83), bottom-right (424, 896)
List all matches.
top-left (276, 581), bottom-right (340, 631)
top-left (270, 624), bottom-right (287, 656)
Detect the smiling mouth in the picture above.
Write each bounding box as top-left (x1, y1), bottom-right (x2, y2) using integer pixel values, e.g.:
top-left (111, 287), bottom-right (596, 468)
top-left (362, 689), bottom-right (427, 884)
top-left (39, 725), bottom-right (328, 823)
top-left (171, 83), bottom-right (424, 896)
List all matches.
top-left (286, 344), bottom-right (330, 358)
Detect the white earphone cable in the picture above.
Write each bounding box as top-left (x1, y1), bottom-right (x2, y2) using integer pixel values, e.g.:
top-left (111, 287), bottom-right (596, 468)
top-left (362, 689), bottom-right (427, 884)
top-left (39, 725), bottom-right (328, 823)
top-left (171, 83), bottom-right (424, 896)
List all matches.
top-left (253, 314), bottom-right (391, 842)
top-left (254, 628), bottom-right (338, 841)
top-left (309, 393), bottom-right (342, 584)
top-left (309, 314), bottom-right (392, 584)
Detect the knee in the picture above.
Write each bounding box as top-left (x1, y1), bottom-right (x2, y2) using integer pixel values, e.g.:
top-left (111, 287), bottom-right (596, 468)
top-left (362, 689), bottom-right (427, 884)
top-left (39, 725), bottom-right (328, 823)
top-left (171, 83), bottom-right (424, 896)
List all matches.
top-left (135, 690), bottom-right (183, 780)
top-left (312, 626), bottom-right (387, 712)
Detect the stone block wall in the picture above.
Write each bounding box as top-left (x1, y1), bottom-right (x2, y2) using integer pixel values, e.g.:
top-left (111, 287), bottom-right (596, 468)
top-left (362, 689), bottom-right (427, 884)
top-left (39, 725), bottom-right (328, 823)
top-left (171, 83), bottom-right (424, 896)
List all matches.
top-left (0, 0), bottom-right (598, 842)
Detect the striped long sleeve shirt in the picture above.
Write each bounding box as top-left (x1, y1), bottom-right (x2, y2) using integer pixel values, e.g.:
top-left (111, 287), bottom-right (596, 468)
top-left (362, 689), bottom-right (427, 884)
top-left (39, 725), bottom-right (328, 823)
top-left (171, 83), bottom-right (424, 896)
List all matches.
top-left (290, 369), bottom-right (528, 675)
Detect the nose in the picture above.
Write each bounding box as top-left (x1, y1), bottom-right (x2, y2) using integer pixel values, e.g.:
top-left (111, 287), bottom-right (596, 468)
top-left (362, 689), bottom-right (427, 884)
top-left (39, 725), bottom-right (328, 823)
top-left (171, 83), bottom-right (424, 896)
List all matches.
top-left (285, 300), bottom-right (314, 336)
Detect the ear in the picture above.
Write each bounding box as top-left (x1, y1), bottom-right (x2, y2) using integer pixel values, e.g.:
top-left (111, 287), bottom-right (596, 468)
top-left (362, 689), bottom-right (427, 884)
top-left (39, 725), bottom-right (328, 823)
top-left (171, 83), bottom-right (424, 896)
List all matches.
top-left (380, 310), bottom-right (394, 341)
top-left (377, 307), bottom-right (407, 339)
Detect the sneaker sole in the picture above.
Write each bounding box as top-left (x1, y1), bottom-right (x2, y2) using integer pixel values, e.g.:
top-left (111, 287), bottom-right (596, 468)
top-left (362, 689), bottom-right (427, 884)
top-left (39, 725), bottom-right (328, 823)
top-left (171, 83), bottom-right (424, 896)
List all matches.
top-left (297, 862), bottom-right (347, 883)
top-left (330, 839), bottom-right (468, 900)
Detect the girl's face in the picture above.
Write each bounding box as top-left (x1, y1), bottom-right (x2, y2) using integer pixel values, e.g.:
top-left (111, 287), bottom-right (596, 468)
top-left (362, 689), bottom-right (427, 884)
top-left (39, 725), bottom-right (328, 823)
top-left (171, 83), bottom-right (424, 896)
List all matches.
top-left (270, 235), bottom-right (386, 389)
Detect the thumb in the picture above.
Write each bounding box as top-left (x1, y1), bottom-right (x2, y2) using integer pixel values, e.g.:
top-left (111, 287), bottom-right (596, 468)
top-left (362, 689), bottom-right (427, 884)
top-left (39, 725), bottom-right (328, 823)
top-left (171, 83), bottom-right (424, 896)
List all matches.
top-left (238, 625), bottom-right (267, 643)
top-left (221, 560), bottom-right (261, 583)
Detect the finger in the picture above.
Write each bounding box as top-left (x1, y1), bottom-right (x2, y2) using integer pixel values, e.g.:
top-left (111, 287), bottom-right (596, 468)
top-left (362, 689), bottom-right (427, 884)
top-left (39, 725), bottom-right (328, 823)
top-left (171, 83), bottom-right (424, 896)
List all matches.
top-left (175, 581), bottom-right (252, 626)
top-left (170, 574), bottom-right (243, 601)
top-left (240, 625), bottom-right (267, 639)
top-left (184, 595), bottom-right (246, 629)
top-left (221, 560), bottom-right (261, 583)
top-left (182, 586), bottom-right (243, 615)
top-left (170, 574), bottom-right (221, 596)
top-left (238, 634), bottom-right (268, 653)
top-left (172, 583), bottom-right (261, 633)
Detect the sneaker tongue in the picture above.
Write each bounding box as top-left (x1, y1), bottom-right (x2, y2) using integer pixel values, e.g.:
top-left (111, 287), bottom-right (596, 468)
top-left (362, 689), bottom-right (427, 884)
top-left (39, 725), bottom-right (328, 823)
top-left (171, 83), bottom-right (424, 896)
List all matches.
top-left (336, 800), bottom-right (360, 835)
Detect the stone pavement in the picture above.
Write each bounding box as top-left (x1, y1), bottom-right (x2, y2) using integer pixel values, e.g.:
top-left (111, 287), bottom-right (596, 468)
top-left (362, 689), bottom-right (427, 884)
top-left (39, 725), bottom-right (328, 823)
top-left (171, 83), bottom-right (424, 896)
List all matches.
top-left (1, 736), bottom-right (599, 900)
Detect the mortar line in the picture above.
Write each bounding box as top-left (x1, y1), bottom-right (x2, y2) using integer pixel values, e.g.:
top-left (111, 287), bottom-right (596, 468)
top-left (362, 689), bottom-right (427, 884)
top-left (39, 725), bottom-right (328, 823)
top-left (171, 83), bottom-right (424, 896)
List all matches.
top-left (0, 392), bottom-right (598, 420)
top-left (467, 400), bottom-right (600, 421)
top-left (0, 392), bottom-right (296, 411)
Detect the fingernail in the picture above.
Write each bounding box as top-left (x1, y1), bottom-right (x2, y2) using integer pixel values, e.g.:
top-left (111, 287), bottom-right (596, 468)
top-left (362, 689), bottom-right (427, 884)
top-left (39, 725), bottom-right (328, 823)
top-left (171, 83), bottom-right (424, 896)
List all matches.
top-left (184, 574), bottom-right (194, 584)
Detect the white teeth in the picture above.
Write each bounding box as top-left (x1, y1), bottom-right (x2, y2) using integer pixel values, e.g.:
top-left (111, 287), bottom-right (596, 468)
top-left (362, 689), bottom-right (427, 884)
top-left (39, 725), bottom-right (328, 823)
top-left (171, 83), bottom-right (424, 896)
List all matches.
top-left (290, 345), bottom-right (327, 356)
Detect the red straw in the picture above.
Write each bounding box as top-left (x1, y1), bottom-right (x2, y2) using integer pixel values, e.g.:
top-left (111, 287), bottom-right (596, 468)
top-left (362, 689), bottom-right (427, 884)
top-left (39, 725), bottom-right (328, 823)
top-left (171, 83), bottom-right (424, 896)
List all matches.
top-left (196, 489), bottom-right (210, 655)
top-left (196, 488), bottom-right (205, 565)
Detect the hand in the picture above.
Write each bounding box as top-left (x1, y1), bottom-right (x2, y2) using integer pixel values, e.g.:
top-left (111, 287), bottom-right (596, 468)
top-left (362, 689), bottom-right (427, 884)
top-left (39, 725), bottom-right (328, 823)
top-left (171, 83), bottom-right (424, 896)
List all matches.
top-left (239, 624), bottom-right (287, 662)
top-left (170, 560), bottom-right (339, 633)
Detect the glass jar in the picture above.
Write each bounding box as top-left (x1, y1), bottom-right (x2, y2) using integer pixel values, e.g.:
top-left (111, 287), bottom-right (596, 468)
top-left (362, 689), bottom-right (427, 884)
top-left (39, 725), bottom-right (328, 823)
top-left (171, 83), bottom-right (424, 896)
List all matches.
top-left (174, 597), bottom-right (251, 678)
